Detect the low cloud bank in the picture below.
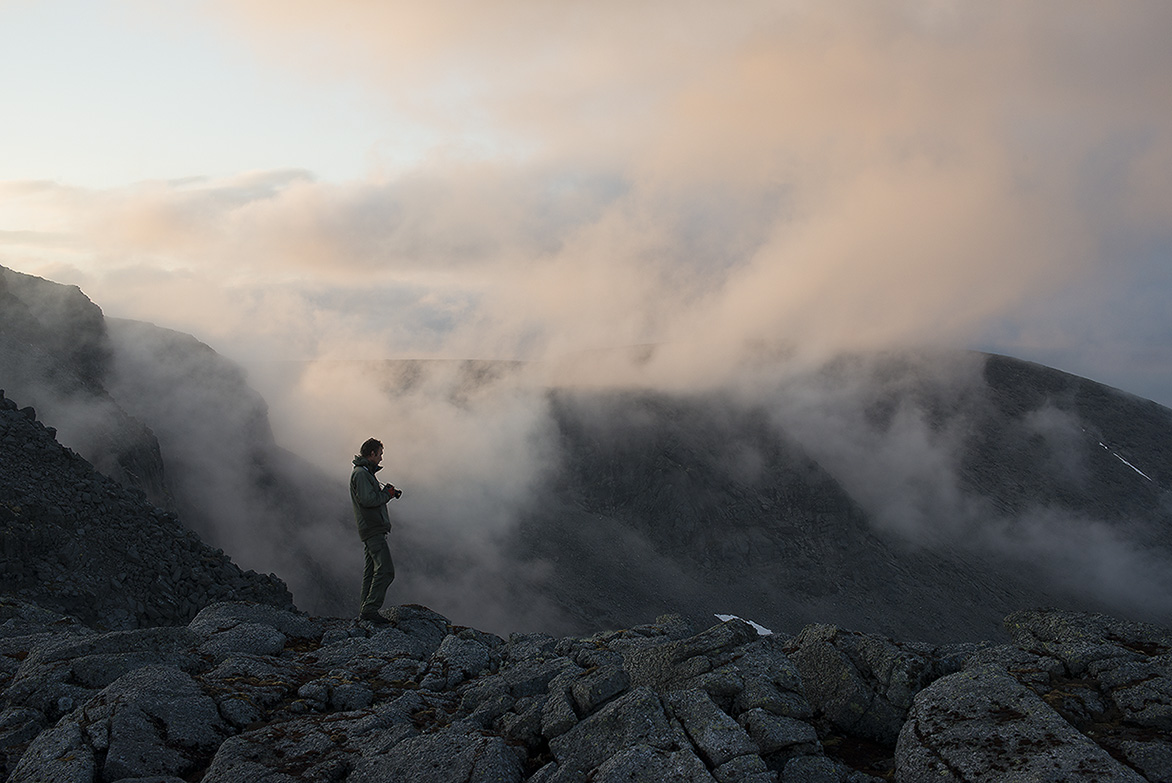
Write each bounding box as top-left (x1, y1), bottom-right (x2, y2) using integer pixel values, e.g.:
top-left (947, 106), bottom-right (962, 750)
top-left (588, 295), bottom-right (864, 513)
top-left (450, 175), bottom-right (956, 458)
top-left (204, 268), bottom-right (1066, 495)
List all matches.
top-left (245, 348), bottom-right (1172, 631)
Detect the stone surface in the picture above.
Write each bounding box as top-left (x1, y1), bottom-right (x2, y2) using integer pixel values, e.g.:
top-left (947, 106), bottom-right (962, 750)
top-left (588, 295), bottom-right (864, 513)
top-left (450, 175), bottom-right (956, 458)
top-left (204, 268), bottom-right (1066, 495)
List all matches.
top-left (588, 743), bottom-right (716, 782)
top-left (785, 623), bottom-right (960, 747)
top-left (549, 686), bottom-right (687, 777)
top-left (896, 664), bottom-right (1147, 782)
top-left (0, 595), bottom-right (1165, 782)
top-left (348, 727), bottom-right (525, 783)
top-left (666, 688), bottom-right (757, 767)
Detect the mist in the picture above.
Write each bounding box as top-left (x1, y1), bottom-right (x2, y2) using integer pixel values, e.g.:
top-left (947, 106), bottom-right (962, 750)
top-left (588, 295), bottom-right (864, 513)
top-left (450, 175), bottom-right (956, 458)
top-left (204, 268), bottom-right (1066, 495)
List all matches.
top-left (5, 257), bottom-right (1171, 636)
top-left (236, 344), bottom-right (1171, 633)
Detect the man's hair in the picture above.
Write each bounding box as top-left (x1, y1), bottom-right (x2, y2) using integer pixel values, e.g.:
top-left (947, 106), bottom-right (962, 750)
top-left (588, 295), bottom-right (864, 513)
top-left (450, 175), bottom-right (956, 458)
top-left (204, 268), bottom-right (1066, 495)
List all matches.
top-left (359, 438), bottom-right (383, 458)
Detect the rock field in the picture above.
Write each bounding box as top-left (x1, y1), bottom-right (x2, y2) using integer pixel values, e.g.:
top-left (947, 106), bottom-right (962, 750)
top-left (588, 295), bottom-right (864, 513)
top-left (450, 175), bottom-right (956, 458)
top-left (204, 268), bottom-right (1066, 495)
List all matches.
top-left (0, 389), bottom-right (292, 630)
top-left (0, 599), bottom-right (1169, 782)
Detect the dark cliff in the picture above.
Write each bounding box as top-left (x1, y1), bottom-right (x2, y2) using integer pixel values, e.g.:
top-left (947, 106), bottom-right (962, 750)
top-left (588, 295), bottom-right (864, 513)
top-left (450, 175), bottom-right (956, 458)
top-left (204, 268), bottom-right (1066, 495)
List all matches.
top-left (0, 388), bottom-right (291, 628)
top-left (0, 265), bottom-right (353, 616)
top-left (0, 266), bottom-right (167, 505)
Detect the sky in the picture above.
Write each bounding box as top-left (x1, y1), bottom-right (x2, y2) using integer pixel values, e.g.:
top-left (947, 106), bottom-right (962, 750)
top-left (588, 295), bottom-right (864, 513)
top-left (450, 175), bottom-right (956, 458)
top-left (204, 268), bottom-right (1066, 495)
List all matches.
top-left (2, 0), bottom-right (1172, 407)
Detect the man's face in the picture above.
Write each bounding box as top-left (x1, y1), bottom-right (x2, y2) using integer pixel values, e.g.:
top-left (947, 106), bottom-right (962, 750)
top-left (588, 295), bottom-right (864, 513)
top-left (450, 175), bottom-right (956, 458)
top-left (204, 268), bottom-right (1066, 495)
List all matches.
top-left (371, 446), bottom-right (384, 465)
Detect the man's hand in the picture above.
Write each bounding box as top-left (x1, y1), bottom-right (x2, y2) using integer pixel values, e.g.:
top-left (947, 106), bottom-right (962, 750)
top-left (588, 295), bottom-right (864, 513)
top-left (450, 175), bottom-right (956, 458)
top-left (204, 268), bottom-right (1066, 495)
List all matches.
top-left (384, 484), bottom-right (402, 499)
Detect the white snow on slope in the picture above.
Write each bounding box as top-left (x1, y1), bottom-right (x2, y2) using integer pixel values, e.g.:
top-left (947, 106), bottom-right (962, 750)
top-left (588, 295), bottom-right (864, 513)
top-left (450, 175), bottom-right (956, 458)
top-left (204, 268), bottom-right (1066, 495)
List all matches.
top-left (1099, 442), bottom-right (1154, 482)
top-left (715, 614), bottom-right (773, 635)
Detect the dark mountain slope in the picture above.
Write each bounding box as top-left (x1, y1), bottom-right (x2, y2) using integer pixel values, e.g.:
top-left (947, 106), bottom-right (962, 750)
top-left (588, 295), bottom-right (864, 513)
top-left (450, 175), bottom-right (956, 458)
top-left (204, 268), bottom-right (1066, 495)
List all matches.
top-left (0, 265), bottom-right (352, 615)
top-left (0, 388), bottom-right (290, 628)
top-left (508, 352), bottom-right (1172, 643)
top-left (973, 352), bottom-right (1171, 519)
top-left (0, 266), bottom-right (167, 504)
top-left (513, 389), bottom-right (1073, 643)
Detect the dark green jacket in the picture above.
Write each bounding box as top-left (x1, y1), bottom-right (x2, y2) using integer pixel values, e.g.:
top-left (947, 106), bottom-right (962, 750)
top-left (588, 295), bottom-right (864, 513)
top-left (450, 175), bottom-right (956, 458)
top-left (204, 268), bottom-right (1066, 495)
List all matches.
top-left (351, 456), bottom-right (392, 541)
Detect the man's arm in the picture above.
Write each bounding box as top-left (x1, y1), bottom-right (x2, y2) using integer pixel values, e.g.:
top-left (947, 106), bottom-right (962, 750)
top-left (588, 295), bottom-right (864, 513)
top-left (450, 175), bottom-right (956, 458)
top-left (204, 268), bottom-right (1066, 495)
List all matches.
top-left (352, 470), bottom-right (391, 508)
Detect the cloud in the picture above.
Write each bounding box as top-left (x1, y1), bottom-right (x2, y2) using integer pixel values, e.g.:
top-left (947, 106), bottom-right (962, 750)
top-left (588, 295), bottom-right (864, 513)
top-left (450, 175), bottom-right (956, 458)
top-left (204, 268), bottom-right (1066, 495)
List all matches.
top-left (3, 2), bottom-right (1168, 390)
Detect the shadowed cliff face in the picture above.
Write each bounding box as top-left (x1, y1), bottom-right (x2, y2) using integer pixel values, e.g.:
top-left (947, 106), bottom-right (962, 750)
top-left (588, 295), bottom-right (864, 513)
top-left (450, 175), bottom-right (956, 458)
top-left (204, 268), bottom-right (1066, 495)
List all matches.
top-left (0, 387), bottom-right (292, 630)
top-left (0, 265), bottom-right (352, 615)
top-left (101, 318), bottom-right (358, 617)
top-left (0, 266), bottom-right (168, 506)
top-left (510, 355), bottom-right (1172, 642)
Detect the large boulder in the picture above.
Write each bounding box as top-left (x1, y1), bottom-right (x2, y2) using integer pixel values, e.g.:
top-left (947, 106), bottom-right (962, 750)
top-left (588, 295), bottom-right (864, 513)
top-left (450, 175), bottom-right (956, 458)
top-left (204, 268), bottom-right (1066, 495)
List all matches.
top-left (3, 627), bottom-right (202, 722)
top-left (547, 686), bottom-right (697, 782)
top-left (896, 664), bottom-right (1147, 783)
top-left (11, 665), bottom-right (228, 782)
top-left (665, 688), bottom-right (762, 778)
top-left (785, 623), bottom-right (970, 746)
top-left (1000, 608), bottom-right (1172, 780)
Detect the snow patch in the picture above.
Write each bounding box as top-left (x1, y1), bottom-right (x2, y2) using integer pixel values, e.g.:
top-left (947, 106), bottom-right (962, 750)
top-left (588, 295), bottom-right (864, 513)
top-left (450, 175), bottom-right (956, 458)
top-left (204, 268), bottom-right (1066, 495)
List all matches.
top-left (1099, 442), bottom-right (1154, 482)
top-left (715, 614), bottom-right (773, 636)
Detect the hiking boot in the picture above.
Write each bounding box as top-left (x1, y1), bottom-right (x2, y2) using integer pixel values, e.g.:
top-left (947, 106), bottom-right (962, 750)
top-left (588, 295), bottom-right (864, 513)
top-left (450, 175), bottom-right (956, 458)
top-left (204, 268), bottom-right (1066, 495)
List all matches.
top-left (359, 612), bottom-right (391, 625)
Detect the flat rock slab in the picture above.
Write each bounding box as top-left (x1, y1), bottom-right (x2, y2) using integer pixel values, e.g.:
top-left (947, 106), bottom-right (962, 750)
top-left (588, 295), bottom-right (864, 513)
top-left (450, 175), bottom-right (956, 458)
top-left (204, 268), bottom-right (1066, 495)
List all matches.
top-left (896, 664), bottom-right (1147, 783)
top-left (349, 726), bottom-right (524, 783)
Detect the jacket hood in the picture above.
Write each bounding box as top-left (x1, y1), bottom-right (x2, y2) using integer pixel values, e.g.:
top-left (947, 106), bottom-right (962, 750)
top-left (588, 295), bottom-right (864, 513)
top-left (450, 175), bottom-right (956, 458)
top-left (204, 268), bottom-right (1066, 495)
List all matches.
top-left (353, 456), bottom-right (382, 472)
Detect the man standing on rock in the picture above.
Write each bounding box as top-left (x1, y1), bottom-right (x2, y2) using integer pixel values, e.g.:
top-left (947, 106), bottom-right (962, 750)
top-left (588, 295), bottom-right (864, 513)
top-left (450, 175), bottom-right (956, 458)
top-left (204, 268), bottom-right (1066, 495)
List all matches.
top-left (351, 438), bottom-right (401, 624)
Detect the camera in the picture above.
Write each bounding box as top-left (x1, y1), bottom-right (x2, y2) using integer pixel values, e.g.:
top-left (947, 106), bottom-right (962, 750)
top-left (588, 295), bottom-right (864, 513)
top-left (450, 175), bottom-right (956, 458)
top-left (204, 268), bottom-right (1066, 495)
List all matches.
top-left (385, 484), bottom-right (403, 499)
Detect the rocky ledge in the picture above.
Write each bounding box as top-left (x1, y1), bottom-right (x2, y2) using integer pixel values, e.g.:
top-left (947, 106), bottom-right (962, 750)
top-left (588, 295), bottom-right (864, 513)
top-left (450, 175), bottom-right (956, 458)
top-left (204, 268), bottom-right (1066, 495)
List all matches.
top-left (0, 599), bottom-right (1167, 782)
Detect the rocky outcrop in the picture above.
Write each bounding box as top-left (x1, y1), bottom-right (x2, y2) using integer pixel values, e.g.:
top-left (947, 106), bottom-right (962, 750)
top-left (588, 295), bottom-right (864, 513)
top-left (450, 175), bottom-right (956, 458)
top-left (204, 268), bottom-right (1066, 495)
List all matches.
top-left (0, 599), bottom-right (1169, 782)
top-left (0, 388), bottom-right (292, 630)
top-left (784, 623), bottom-right (980, 747)
top-left (897, 665), bottom-right (1146, 782)
top-left (897, 609), bottom-right (1172, 782)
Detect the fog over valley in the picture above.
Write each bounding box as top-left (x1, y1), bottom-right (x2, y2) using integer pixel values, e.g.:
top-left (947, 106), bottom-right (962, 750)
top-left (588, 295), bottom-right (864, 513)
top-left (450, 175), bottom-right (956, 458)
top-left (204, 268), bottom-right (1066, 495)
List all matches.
top-left (4, 261), bottom-right (1170, 643)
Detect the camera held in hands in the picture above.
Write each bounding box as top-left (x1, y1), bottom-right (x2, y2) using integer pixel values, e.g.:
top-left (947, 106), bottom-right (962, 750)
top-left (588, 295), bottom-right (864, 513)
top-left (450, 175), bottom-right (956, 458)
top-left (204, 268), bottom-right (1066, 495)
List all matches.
top-left (384, 484), bottom-right (403, 499)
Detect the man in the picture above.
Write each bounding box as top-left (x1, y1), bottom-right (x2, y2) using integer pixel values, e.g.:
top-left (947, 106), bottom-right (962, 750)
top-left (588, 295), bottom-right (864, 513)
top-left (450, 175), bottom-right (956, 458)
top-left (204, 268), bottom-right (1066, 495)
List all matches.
top-left (350, 437), bottom-right (400, 624)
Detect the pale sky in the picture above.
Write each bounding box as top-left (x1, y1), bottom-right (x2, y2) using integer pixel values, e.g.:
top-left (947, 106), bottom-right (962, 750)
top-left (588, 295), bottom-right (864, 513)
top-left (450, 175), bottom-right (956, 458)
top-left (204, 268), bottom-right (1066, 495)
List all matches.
top-left (3, 0), bottom-right (1172, 406)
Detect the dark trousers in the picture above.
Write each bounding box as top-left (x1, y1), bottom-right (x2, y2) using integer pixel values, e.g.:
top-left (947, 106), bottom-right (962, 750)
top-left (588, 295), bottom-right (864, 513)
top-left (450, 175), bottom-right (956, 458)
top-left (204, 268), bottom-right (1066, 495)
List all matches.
top-left (359, 534), bottom-right (395, 616)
